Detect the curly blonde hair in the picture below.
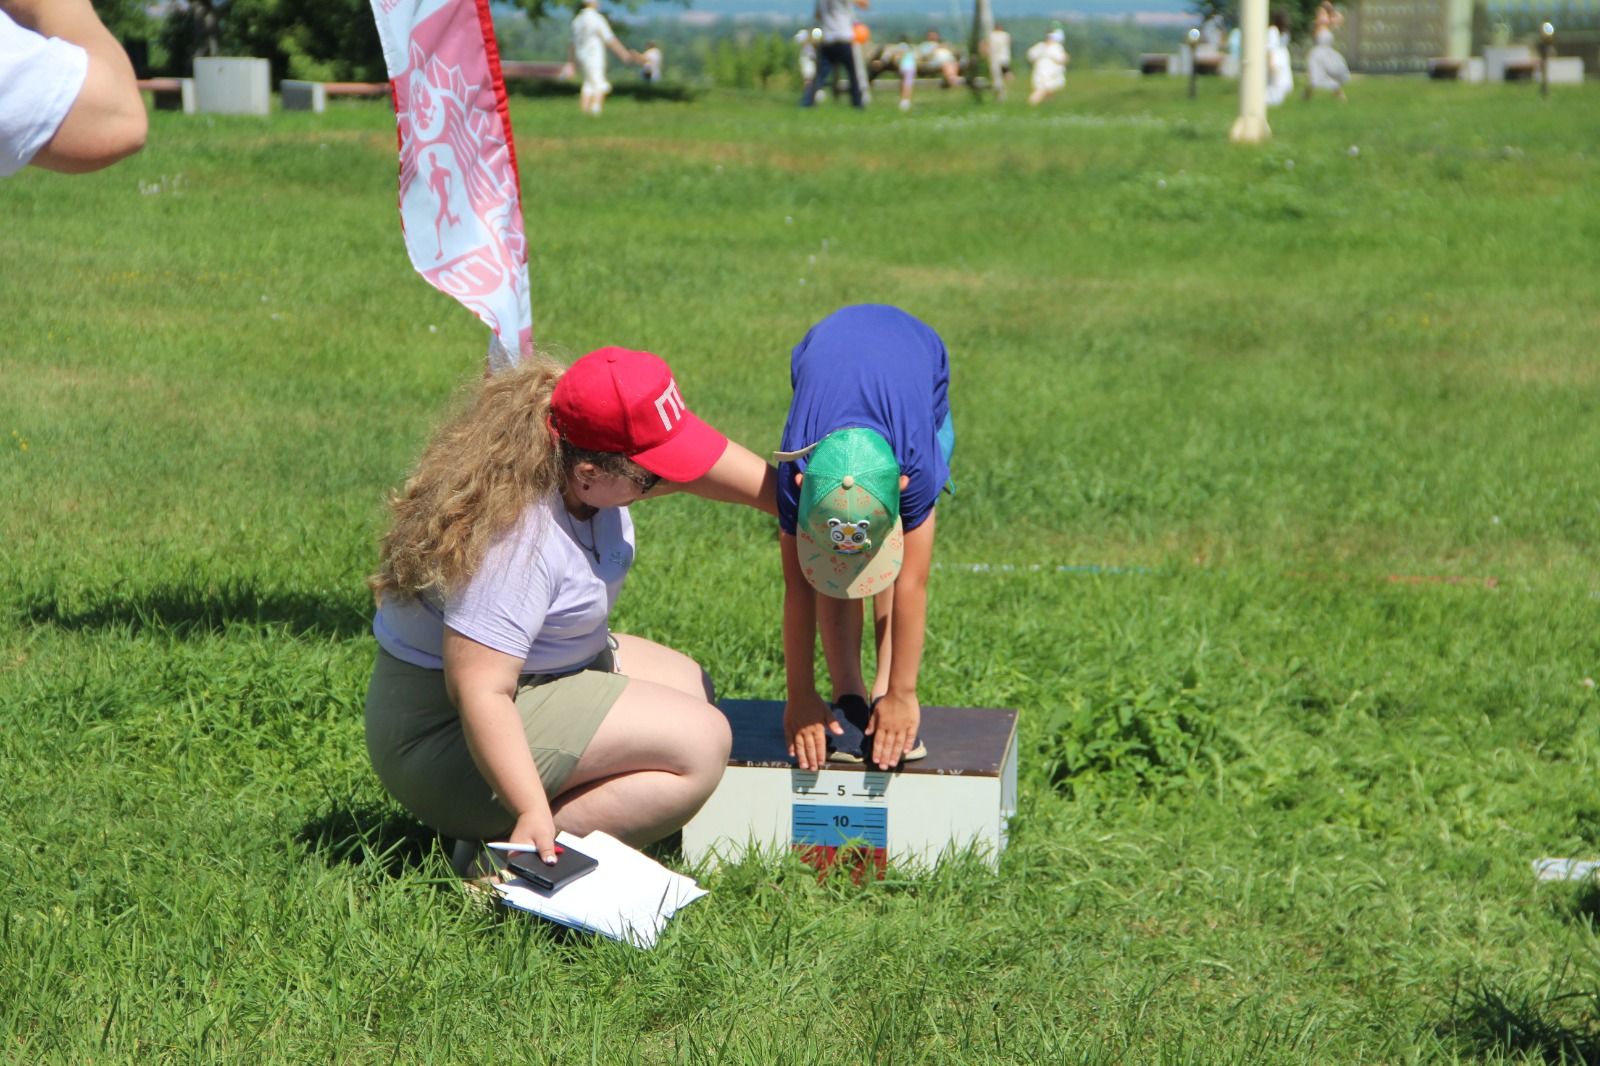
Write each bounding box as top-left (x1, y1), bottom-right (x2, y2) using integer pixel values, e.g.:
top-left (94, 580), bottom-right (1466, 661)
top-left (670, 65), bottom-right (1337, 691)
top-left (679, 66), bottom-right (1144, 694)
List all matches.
top-left (370, 353), bottom-right (568, 600)
top-left (371, 355), bottom-right (658, 600)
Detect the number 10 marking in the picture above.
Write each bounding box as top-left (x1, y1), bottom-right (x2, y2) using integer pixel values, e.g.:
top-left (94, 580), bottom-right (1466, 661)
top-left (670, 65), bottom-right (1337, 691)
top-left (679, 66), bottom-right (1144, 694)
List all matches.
top-left (792, 804), bottom-right (888, 849)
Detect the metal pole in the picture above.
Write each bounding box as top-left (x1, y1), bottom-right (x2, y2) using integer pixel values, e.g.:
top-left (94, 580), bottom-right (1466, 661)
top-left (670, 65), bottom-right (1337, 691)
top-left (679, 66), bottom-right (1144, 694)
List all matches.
top-left (1229, 0), bottom-right (1270, 142)
top-left (1539, 21), bottom-right (1554, 97)
top-left (969, 0), bottom-right (995, 98)
top-left (1187, 27), bottom-right (1201, 98)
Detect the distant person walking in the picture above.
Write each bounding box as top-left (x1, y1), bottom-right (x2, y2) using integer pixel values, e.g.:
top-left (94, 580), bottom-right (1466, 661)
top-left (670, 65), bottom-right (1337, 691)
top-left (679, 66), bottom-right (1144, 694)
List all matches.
top-left (1265, 10), bottom-right (1294, 106)
top-left (801, 0), bottom-right (869, 108)
top-left (1, 0), bottom-right (145, 176)
top-left (850, 18), bottom-right (873, 105)
top-left (983, 23), bottom-right (1014, 100)
top-left (1026, 28), bottom-right (1069, 106)
top-left (562, 0), bottom-right (641, 116)
top-left (794, 28), bottom-right (820, 95)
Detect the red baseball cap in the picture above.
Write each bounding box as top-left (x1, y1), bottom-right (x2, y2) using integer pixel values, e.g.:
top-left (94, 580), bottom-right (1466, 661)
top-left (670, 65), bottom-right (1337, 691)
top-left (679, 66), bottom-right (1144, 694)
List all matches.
top-left (551, 347), bottom-right (729, 482)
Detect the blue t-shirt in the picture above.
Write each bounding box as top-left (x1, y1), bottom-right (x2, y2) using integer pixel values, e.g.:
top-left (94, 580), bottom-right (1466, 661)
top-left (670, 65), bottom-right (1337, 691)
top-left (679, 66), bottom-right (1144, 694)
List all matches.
top-left (777, 305), bottom-right (951, 535)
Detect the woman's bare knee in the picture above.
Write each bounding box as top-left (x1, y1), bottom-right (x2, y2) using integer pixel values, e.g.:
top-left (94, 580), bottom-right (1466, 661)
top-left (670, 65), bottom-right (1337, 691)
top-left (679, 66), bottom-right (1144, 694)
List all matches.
top-left (613, 634), bottom-right (714, 700)
top-left (569, 681), bottom-right (730, 787)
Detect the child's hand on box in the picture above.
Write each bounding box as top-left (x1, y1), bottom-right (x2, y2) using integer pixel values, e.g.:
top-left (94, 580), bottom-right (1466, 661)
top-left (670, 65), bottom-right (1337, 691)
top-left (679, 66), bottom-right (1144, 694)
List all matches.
top-left (867, 691), bottom-right (920, 769)
top-left (785, 691), bottom-right (842, 771)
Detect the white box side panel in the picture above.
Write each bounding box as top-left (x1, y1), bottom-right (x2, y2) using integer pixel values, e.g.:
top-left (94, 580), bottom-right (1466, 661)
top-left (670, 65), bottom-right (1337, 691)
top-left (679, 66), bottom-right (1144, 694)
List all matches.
top-left (684, 765), bottom-right (1007, 870)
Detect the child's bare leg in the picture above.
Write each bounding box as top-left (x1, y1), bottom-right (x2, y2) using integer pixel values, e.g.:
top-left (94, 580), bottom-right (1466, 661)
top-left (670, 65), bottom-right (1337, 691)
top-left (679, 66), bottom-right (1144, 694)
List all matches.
top-left (870, 588), bottom-right (894, 700)
top-left (817, 592), bottom-right (868, 701)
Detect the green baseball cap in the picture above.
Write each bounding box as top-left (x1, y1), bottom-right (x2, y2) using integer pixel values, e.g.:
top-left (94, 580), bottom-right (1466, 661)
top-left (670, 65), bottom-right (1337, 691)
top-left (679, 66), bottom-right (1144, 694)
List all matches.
top-left (793, 428), bottom-right (904, 599)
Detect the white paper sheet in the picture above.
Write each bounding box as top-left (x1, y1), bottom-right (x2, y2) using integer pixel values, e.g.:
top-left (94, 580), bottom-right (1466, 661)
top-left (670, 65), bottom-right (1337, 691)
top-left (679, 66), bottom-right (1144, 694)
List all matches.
top-left (1532, 857), bottom-right (1600, 882)
top-left (493, 830), bottom-right (708, 948)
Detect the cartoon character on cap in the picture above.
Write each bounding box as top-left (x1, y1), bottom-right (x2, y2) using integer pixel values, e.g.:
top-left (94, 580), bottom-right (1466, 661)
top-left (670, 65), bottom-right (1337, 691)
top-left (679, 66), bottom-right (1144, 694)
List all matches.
top-left (793, 427), bottom-right (906, 600)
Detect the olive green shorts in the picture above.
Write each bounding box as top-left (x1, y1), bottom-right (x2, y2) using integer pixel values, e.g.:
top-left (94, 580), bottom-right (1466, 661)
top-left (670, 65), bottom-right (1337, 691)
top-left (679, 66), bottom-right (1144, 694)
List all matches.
top-left (364, 645), bottom-right (628, 841)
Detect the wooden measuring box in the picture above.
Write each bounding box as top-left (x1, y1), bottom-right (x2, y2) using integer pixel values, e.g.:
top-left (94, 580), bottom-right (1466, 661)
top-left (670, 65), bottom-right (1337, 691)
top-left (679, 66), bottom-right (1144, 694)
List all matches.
top-left (682, 700), bottom-right (1019, 871)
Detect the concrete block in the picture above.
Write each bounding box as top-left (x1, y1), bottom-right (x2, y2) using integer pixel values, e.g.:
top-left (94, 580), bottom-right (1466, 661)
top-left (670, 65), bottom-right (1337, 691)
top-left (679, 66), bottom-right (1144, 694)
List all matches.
top-left (1483, 45), bottom-right (1533, 82)
top-left (193, 57), bottom-right (271, 115)
top-left (280, 79), bottom-right (326, 113)
top-left (1545, 56), bottom-right (1585, 85)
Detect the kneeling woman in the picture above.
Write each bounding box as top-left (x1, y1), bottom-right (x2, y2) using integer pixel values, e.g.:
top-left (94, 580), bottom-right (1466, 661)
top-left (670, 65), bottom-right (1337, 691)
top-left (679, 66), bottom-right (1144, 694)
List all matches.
top-left (365, 348), bottom-right (774, 874)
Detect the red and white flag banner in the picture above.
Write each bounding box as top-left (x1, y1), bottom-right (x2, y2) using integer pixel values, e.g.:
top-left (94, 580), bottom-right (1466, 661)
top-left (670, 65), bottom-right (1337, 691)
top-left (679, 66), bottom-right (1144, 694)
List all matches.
top-left (371, 0), bottom-right (532, 369)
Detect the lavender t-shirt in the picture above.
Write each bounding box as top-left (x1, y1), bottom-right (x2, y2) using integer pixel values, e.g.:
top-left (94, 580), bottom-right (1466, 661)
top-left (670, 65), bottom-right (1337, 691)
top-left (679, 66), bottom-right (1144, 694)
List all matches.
top-left (374, 496), bottom-right (634, 674)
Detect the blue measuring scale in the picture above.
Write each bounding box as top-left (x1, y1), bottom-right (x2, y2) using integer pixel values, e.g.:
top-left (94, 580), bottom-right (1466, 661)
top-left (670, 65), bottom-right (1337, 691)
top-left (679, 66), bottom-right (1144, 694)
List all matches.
top-left (791, 804), bottom-right (888, 849)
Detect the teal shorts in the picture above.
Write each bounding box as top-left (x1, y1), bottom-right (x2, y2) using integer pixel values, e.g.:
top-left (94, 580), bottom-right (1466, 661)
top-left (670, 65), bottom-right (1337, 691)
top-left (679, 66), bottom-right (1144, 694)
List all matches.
top-left (364, 646), bottom-right (628, 841)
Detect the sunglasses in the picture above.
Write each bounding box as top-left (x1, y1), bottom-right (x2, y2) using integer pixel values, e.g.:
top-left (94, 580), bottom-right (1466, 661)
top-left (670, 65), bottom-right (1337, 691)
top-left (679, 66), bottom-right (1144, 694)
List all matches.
top-left (628, 468), bottom-right (662, 493)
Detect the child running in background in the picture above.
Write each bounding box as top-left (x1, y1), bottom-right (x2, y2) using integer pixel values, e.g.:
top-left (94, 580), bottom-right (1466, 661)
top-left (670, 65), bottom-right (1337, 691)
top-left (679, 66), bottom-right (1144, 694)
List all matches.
top-left (897, 35), bottom-right (919, 110)
top-left (1026, 28), bottom-right (1069, 106)
top-left (640, 40), bottom-right (663, 83)
top-left (775, 305), bottom-right (954, 772)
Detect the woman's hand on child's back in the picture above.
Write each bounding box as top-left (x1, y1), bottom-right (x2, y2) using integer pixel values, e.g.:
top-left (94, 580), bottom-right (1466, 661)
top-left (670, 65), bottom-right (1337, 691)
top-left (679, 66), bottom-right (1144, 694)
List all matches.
top-left (784, 692), bottom-right (841, 771)
top-left (866, 692), bottom-right (921, 770)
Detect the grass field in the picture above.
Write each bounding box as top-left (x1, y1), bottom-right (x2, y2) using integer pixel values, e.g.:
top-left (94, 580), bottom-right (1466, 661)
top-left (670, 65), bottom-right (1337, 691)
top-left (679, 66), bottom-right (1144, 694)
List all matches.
top-left (3, 73), bottom-right (1599, 1062)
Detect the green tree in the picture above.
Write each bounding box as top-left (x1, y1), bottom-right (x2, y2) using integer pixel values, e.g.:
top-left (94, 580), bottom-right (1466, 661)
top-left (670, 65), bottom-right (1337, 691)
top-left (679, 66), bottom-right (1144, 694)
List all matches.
top-left (153, 0), bottom-right (385, 81)
top-left (90, 0), bottom-right (154, 42)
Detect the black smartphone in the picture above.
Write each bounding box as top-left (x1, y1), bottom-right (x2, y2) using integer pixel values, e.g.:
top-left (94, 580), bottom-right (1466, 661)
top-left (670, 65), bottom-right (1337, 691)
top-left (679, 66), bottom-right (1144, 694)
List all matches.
top-left (504, 844), bottom-right (599, 893)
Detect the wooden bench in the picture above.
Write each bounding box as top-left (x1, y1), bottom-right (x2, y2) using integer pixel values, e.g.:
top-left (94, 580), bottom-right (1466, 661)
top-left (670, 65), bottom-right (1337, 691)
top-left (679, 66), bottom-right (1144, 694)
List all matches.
top-left (1139, 53), bottom-right (1171, 75)
top-left (1502, 58), bottom-right (1538, 80)
top-left (864, 47), bottom-right (976, 86)
top-left (279, 69), bottom-right (562, 115)
top-left (500, 60), bottom-right (566, 81)
top-left (1427, 56), bottom-right (1466, 79)
top-left (323, 81), bottom-right (388, 98)
top-left (137, 77), bottom-right (195, 113)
